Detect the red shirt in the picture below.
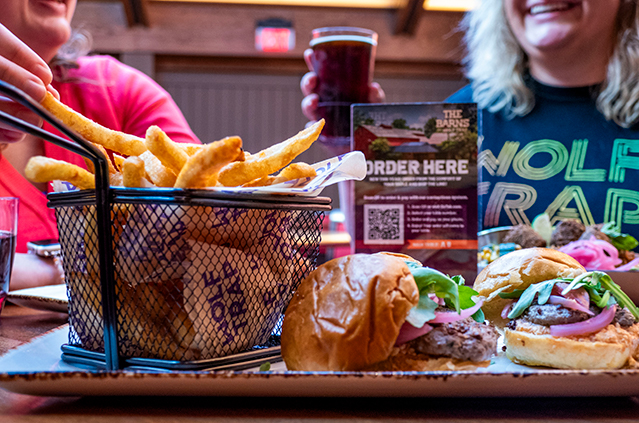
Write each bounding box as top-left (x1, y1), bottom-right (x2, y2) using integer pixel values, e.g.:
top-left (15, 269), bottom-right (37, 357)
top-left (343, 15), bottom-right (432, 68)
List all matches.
top-left (0, 55), bottom-right (200, 252)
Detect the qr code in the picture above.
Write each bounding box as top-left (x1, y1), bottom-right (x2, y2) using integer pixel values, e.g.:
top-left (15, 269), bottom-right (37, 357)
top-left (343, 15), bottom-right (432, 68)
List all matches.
top-left (364, 204), bottom-right (404, 245)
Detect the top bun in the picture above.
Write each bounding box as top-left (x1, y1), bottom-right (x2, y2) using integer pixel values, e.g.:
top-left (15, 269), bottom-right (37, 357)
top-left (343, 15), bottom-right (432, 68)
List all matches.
top-left (473, 247), bottom-right (586, 327)
top-left (281, 253), bottom-right (419, 371)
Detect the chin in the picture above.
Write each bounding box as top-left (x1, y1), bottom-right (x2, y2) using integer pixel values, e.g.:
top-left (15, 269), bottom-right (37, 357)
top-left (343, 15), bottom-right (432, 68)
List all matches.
top-left (524, 23), bottom-right (575, 51)
top-left (30, 18), bottom-right (72, 54)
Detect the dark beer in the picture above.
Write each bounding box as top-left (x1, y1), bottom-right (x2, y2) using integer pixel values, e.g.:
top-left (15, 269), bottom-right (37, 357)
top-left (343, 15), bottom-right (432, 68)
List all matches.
top-left (310, 29), bottom-right (377, 150)
top-left (0, 231), bottom-right (16, 313)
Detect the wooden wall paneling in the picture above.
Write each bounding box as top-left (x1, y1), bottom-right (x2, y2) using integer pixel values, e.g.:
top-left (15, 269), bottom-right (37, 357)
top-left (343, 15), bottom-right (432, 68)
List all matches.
top-left (394, 0), bottom-right (424, 35)
top-left (73, 2), bottom-right (465, 63)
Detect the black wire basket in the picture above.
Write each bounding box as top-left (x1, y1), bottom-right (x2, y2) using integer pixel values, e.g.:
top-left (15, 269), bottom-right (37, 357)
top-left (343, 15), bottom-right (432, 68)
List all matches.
top-left (0, 80), bottom-right (331, 371)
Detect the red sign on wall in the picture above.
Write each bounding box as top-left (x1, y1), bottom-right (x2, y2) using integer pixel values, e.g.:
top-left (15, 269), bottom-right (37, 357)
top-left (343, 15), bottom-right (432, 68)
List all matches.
top-left (255, 27), bottom-right (295, 53)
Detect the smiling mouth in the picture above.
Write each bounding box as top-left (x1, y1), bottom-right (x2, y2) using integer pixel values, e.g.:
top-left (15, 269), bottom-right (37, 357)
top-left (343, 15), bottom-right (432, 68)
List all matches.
top-left (528, 2), bottom-right (579, 15)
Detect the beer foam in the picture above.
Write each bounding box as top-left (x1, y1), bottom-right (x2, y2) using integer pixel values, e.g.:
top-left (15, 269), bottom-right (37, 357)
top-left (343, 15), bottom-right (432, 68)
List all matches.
top-left (310, 35), bottom-right (377, 47)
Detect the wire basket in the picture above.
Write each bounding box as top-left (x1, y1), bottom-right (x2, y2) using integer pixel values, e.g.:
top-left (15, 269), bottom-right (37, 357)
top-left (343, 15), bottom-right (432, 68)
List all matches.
top-left (0, 80), bottom-right (331, 370)
top-left (52, 191), bottom-right (327, 364)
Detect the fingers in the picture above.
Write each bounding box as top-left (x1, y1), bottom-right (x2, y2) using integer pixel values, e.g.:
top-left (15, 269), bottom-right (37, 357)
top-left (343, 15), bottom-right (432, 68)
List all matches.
top-left (0, 23), bottom-right (51, 142)
top-left (300, 71), bottom-right (319, 122)
top-left (369, 82), bottom-right (386, 103)
top-left (303, 48), bottom-right (314, 72)
top-left (0, 98), bottom-right (43, 143)
top-left (47, 84), bottom-right (60, 100)
top-left (0, 126), bottom-right (26, 143)
top-left (301, 93), bottom-right (320, 122)
top-left (300, 71), bottom-right (317, 97)
top-left (0, 24), bottom-right (52, 101)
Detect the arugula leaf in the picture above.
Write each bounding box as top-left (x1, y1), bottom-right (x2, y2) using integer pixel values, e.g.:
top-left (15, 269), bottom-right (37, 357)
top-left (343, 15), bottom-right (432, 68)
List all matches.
top-left (601, 222), bottom-right (639, 251)
top-left (410, 267), bottom-right (460, 312)
top-left (451, 275), bottom-right (466, 286)
top-left (404, 260), bottom-right (422, 270)
top-left (561, 271), bottom-right (639, 319)
top-left (500, 277), bottom-right (573, 300)
top-left (405, 266), bottom-right (484, 327)
top-left (507, 280), bottom-right (560, 319)
top-left (471, 308), bottom-right (485, 323)
top-left (593, 271), bottom-right (638, 318)
top-left (499, 288), bottom-right (527, 299)
top-left (405, 294), bottom-right (439, 328)
top-left (259, 362), bottom-right (271, 371)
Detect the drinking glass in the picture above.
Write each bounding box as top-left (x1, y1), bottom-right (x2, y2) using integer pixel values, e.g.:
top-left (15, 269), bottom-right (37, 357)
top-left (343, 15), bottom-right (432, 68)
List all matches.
top-left (0, 197), bottom-right (18, 315)
top-left (309, 26), bottom-right (378, 156)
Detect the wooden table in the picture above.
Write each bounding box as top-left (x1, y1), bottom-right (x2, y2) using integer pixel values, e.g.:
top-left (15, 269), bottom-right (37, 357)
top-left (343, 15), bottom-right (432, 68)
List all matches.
top-left (1, 303), bottom-right (639, 422)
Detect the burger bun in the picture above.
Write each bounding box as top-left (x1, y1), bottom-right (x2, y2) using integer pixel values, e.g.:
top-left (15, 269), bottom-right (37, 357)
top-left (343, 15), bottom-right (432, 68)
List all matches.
top-left (473, 247), bottom-right (586, 328)
top-left (503, 326), bottom-right (637, 369)
top-left (281, 253), bottom-right (419, 371)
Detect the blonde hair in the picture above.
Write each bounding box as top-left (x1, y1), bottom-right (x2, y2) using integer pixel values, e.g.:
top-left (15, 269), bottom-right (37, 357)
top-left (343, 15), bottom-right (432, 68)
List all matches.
top-left (461, 0), bottom-right (639, 127)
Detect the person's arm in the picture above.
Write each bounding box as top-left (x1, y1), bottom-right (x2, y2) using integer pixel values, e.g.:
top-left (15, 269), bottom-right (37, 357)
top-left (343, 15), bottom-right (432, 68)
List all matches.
top-left (10, 253), bottom-right (64, 291)
top-left (0, 24), bottom-right (57, 143)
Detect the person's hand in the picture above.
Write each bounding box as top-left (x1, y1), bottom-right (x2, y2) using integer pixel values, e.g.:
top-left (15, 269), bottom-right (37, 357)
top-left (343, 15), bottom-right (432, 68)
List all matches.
top-left (0, 24), bottom-right (58, 144)
top-left (300, 48), bottom-right (385, 121)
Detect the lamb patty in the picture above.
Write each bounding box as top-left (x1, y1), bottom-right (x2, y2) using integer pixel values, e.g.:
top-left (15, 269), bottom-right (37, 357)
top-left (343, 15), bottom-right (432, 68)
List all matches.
top-left (503, 224), bottom-right (547, 248)
top-left (550, 219), bottom-right (586, 247)
top-left (510, 303), bottom-right (637, 328)
top-left (615, 307), bottom-right (637, 328)
top-left (411, 317), bottom-right (499, 362)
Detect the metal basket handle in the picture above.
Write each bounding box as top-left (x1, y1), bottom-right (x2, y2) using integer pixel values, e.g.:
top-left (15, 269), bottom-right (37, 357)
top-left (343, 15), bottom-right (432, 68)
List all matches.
top-left (0, 80), bottom-right (120, 370)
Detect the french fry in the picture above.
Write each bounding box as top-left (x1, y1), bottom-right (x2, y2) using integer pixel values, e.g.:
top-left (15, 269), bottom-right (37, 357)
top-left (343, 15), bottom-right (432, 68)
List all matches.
top-left (110, 172), bottom-right (123, 186)
top-left (145, 125), bottom-right (190, 175)
top-left (181, 144), bottom-right (205, 156)
top-left (275, 162), bottom-right (316, 182)
top-left (139, 150), bottom-right (177, 187)
top-left (25, 156), bottom-right (95, 190)
top-left (174, 136), bottom-right (243, 189)
top-left (122, 156), bottom-right (149, 188)
top-left (41, 92), bottom-right (147, 156)
top-left (242, 162), bottom-right (317, 187)
top-left (83, 143), bottom-right (117, 175)
top-left (217, 119), bottom-right (324, 187)
top-left (113, 154), bottom-right (125, 173)
top-left (242, 175), bottom-right (277, 187)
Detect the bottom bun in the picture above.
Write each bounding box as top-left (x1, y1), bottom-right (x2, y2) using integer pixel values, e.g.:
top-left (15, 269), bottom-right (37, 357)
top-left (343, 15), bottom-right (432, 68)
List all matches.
top-left (364, 345), bottom-right (492, 372)
top-left (504, 327), bottom-right (638, 369)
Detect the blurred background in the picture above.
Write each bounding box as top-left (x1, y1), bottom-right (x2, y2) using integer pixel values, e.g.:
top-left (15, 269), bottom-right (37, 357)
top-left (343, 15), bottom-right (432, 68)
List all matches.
top-left (72, 0), bottom-right (472, 206)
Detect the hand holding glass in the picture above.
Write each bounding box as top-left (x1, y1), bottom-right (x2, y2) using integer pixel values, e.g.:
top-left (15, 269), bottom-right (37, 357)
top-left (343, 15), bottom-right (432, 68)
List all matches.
top-left (309, 27), bottom-right (378, 154)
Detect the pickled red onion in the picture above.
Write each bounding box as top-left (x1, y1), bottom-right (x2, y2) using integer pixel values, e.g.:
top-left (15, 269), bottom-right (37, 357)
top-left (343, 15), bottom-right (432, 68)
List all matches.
top-left (549, 305), bottom-right (616, 337)
top-left (501, 300), bottom-right (514, 319)
top-left (559, 238), bottom-right (622, 270)
top-left (553, 283), bottom-right (589, 308)
top-left (548, 295), bottom-right (594, 315)
top-left (428, 299), bottom-right (484, 324)
top-left (395, 322), bottom-right (433, 345)
top-left (616, 257), bottom-right (639, 271)
top-left (428, 293), bottom-right (445, 305)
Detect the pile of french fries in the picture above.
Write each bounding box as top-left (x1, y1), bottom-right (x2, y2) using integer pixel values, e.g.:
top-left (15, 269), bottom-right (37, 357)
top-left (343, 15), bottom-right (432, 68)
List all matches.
top-left (29, 93), bottom-right (327, 361)
top-left (24, 92), bottom-right (324, 190)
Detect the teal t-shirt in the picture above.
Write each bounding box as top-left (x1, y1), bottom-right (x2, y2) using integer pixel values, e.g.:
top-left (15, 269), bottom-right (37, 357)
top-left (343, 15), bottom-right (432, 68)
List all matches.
top-left (447, 78), bottom-right (639, 239)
